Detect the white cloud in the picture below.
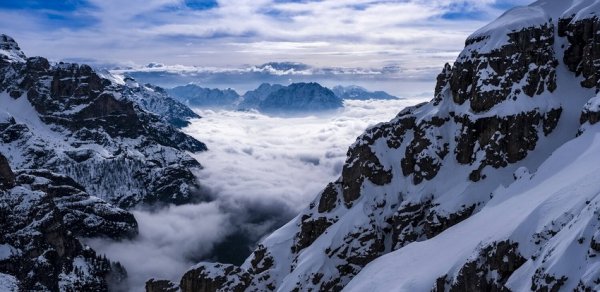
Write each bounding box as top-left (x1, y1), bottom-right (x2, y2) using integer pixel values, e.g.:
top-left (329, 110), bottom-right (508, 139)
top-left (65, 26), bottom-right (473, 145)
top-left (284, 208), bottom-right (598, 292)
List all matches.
top-left (3, 0), bottom-right (535, 71)
top-left (184, 99), bottom-right (426, 210)
top-left (87, 202), bottom-right (231, 291)
top-left (87, 98), bottom-right (426, 291)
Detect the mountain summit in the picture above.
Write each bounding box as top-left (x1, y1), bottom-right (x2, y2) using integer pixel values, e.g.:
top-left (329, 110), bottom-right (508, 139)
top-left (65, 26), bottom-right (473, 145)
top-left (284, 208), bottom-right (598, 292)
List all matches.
top-left (151, 0), bottom-right (600, 291)
top-left (0, 34), bottom-right (26, 63)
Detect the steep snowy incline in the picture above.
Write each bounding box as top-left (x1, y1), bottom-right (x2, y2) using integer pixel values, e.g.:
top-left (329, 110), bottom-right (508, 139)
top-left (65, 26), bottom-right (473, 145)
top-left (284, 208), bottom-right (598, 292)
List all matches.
top-left (152, 0), bottom-right (600, 291)
top-left (0, 34), bottom-right (206, 208)
top-left (346, 127), bottom-right (600, 291)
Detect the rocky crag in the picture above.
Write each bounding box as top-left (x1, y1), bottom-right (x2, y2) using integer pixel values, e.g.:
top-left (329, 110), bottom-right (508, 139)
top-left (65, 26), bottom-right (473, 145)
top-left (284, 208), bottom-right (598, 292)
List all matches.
top-left (0, 34), bottom-right (208, 290)
top-left (0, 34), bottom-right (207, 208)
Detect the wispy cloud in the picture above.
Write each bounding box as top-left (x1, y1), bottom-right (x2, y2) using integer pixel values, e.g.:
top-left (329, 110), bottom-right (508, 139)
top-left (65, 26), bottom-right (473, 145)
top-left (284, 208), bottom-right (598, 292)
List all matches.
top-left (1, 0), bottom-right (534, 71)
top-left (88, 98), bottom-right (425, 291)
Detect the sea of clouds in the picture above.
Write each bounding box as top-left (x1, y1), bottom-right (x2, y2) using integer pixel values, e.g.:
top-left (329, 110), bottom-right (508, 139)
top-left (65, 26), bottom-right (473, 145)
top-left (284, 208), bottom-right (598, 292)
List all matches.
top-left (88, 98), bottom-right (424, 291)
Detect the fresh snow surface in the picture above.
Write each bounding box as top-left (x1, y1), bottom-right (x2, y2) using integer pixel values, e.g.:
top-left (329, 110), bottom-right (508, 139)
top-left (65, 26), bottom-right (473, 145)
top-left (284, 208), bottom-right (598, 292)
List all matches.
top-left (0, 244), bottom-right (17, 261)
top-left (467, 0), bottom-right (600, 54)
top-left (345, 127), bottom-right (600, 292)
top-left (0, 273), bottom-right (18, 292)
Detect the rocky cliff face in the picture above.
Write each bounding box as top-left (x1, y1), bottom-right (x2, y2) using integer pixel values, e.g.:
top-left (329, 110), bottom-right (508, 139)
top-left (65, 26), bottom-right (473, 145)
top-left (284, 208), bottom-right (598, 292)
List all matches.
top-left (0, 35), bottom-right (207, 208)
top-left (157, 1), bottom-right (600, 291)
top-left (0, 153), bottom-right (135, 291)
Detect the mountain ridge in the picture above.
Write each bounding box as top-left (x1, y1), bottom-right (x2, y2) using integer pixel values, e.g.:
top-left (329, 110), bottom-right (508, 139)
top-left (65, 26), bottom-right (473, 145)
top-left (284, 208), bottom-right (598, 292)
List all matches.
top-left (167, 82), bottom-right (397, 112)
top-left (0, 35), bottom-right (207, 208)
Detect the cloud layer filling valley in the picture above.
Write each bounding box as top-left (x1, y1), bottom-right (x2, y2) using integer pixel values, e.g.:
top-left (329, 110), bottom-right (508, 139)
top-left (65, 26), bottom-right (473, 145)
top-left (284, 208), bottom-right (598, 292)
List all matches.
top-left (88, 98), bottom-right (424, 291)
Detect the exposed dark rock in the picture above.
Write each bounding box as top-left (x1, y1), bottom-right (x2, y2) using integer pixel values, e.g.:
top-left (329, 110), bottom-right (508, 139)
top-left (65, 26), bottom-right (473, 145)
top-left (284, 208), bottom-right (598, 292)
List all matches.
top-left (13, 169), bottom-right (138, 239)
top-left (433, 63), bottom-right (452, 105)
top-left (146, 279), bottom-right (179, 292)
top-left (531, 269), bottom-right (568, 292)
top-left (0, 153), bottom-right (15, 189)
top-left (580, 95), bottom-right (600, 127)
top-left (560, 16), bottom-right (600, 90)
top-left (248, 244), bottom-right (274, 275)
top-left (318, 182), bottom-right (340, 213)
top-left (391, 199), bottom-right (435, 249)
top-left (451, 24), bottom-right (557, 112)
top-left (401, 118), bottom-right (450, 184)
top-left (0, 34), bottom-right (26, 62)
top-left (179, 263), bottom-right (251, 292)
top-left (391, 200), bottom-right (476, 249)
top-left (454, 109), bottom-right (561, 182)
top-left (342, 140), bottom-right (393, 206)
top-left (591, 230), bottom-right (600, 252)
top-left (424, 204), bottom-right (476, 239)
top-left (292, 216), bottom-right (335, 253)
top-left (434, 241), bottom-right (526, 292)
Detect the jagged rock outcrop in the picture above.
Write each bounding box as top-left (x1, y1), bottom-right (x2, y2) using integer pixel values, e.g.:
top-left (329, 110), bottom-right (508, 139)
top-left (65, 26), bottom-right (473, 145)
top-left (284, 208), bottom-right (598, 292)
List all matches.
top-left (560, 16), bottom-right (600, 90)
top-left (0, 153), bottom-right (136, 291)
top-left (146, 279), bottom-right (179, 292)
top-left (434, 241), bottom-right (526, 292)
top-left (0, 35), bottom-right (206, 208)
top-left (0, 153), bottom-right (14, 188)
top-left (178, 263), bottom-right (251, 292)
top-left (151, 1), bottom-right (600, 291)
top-left (0, 35), bottom-right (25, 63)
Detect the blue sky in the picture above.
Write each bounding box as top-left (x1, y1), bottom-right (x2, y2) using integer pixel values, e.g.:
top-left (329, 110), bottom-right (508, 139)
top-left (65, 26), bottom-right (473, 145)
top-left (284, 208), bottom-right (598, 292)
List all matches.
top-left (0, 0), bottom-right (534, 72)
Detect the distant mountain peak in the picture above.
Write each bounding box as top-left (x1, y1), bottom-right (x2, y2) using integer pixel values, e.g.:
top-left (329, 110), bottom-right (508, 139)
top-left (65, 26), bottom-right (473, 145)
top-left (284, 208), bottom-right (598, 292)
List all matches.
top-left (332, 85), bottom-right (398, 100)
top-left (258, 82), bottom-right (343, 112)
top-left (0, 34), bottom-right (26, 63)
top-left (257, 61), bottom-right (311, 71)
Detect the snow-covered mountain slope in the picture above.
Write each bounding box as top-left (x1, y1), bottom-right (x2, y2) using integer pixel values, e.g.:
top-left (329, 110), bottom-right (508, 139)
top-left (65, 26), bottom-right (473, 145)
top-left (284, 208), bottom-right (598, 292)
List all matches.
top-left (332, 85), bottom-right (398, 100)
top-left (0, 34), bottom-right (207, 208)
top-left (152, 1), bottom-right (600, 291)
top-left (0, 153), bottom-right (136, 291)
top-left (110, 75), bottom-right (200, 128)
